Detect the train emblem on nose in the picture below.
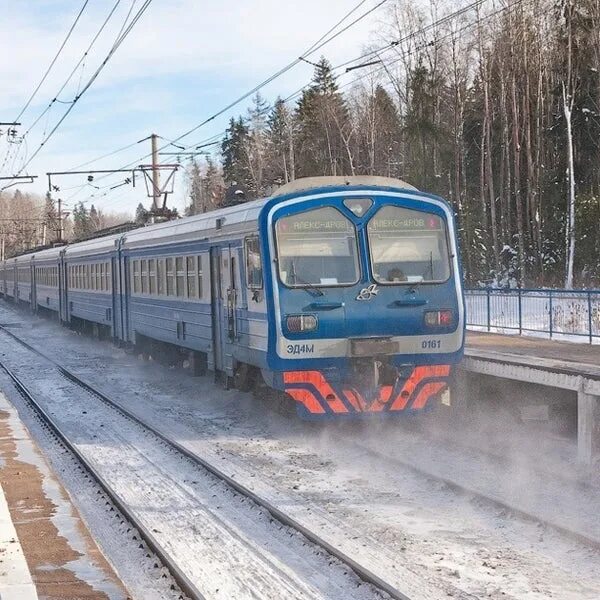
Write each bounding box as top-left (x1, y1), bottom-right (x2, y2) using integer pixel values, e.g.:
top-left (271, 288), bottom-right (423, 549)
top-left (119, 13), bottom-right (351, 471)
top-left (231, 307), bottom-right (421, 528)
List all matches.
top-left (356, 284), bottom-right (378, 301)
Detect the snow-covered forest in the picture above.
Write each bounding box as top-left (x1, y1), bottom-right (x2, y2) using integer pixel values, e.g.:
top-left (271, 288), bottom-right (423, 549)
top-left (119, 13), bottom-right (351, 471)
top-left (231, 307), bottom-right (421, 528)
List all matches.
top-left (188, 0), bottom-right (600, 289)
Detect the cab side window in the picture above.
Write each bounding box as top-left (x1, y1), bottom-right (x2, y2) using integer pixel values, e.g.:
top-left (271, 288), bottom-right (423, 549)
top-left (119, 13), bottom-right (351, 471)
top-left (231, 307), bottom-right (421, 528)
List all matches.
top-left (245, 236), bottom-right (263, 289)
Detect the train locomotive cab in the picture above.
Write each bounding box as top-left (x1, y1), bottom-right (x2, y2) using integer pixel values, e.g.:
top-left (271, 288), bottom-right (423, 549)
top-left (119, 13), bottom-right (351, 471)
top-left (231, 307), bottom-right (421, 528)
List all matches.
top-left (260, 177), bottom-right (464, 418)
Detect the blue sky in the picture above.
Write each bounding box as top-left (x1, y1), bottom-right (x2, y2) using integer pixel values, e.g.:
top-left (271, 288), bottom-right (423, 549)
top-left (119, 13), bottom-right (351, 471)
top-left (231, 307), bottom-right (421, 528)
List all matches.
top-left (0, 0), bottom-right (386, 216)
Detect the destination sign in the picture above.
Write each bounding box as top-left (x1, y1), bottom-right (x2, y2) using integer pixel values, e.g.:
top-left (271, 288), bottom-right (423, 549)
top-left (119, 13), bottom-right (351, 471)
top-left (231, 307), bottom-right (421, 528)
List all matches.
top-left (278, 219), bottom-right (351, 233)
top-left (369, 214), bottom-right (442, 232)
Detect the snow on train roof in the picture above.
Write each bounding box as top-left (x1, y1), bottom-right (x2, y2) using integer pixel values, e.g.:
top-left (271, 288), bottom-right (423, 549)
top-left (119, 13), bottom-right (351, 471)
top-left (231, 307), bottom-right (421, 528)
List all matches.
top-left (64, 232), bottom-right (123, 258)
top-left (31, 246), bottom-right (65, 261)
top-left (121, 199), bottom-right (266, 249)
top-left (271, 176), bottom-right (418, 196)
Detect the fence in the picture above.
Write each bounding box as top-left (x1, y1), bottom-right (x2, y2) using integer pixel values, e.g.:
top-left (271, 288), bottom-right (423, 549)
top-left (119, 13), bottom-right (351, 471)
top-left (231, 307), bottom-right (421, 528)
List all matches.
top-left (465, 288), bottom-right (600, 344)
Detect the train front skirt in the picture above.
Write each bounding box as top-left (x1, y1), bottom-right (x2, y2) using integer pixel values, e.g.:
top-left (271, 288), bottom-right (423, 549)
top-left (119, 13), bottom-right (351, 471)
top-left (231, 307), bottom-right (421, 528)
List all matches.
top-left (280, 365), bottom-right (451, 418)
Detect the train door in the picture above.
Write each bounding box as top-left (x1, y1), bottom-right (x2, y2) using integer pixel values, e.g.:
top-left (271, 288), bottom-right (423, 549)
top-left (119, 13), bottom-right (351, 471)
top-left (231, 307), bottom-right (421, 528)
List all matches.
top-left (121, 254), bottom-right (131, 343)
top-left (209, 247), bottom-right (224, 372)
top-left (31, 260), bottom-right (37, 312)
top-left (111, 255), bottom-right (122, 340)
top-left (59, 253), bottom-right (68, 323)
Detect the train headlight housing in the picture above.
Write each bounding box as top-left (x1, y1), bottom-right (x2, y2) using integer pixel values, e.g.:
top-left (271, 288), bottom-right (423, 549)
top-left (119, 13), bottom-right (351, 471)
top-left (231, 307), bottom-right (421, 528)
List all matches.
top-left (424, 310), bottom-right (453, 327)
top-left (343, 198), bottom-right (373, 217)
top-left (286, 314), bottom-right (318, 333)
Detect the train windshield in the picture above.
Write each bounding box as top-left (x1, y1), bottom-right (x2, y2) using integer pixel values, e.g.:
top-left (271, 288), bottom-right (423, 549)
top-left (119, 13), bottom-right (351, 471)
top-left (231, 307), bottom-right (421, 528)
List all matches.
top-left (367, 205), bottom-right (451, 284)
top-left (275, 207), bottom-right (360, 287)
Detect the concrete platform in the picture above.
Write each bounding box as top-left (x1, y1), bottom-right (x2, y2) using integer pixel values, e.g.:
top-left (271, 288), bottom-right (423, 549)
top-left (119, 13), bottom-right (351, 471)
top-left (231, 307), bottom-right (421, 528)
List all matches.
top-left (0, 392), bottom-right (128, 599)
top-left (465, 331), bottom-right (600, 464)
top-left (467, 331), bottom-right (600, 373)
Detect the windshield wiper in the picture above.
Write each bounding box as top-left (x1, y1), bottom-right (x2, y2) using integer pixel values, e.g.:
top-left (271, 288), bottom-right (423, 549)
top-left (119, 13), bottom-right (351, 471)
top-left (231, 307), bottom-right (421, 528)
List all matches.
top-left (408, 252), bottom-right (434, 294)
top-left (290, 261), bottom-right (324, 296)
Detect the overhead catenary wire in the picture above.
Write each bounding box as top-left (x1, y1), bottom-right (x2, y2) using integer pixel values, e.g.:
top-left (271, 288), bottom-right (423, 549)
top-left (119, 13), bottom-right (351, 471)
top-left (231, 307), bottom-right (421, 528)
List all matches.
top-left (73, 0), bottom-right (395, 190)
top-left (77, 0), bottom-right (499, 209)
top-left (21, 0), bottom-right (124, 142)
top-left (13, 0), bottom-right (90, 124)
top-left (72, 0), bottom-right (517, 211)
top-left (2, 0), bottom-right (154, 191)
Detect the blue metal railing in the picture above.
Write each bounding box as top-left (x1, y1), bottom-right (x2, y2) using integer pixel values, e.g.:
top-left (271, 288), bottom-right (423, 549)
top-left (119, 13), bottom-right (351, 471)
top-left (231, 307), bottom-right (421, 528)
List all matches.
top-left (465, 288), bottom-right (600, 344)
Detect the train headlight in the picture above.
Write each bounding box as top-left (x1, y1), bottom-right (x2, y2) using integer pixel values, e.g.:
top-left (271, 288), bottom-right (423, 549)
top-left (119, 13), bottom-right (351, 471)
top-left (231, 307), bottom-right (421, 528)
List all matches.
top-left (286, 314), bottom-right (318, 333)
top-left (424, 310), bottom-right (453, 327)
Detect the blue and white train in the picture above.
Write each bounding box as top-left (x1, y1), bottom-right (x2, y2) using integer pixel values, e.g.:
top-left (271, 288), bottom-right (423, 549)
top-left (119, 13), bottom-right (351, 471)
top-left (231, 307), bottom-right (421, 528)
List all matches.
top-left (0, 176), bottom-right (464, 418)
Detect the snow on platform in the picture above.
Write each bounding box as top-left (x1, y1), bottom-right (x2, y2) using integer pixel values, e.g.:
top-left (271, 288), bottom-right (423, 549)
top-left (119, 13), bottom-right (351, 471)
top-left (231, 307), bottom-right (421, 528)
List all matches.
top-left (466, 330), bottom-right (600, 374)
top-left (0, 391), bottom-right (127, 600)
top-left (0, 395), bottom-right (37, 600)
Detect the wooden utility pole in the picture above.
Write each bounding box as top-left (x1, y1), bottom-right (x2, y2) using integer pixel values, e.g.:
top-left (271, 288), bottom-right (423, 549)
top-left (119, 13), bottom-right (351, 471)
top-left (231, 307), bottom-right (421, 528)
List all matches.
top-left (151, 133), bottom-right (160, 212)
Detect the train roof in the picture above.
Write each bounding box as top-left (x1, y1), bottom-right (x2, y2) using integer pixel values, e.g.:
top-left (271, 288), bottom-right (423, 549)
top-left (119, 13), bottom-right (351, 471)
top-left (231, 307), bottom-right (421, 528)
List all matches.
top-left (31, 246), bottom-right (65, 261)
top-left (271, 176), bottom-right (418, 197)
top-left (63, 232), bottom-right (123, 258)
top-left (121, 200), bottom-right (266, 249)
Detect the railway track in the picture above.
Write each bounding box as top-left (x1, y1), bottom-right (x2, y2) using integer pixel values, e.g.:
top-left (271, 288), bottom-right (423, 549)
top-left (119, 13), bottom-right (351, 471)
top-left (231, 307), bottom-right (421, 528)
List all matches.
top-left (344, 436), bottom-right (600, 551)
top-left (0, 348), bottom-right (198, 600)
top-left (0, 323), bottom-right (416, 600)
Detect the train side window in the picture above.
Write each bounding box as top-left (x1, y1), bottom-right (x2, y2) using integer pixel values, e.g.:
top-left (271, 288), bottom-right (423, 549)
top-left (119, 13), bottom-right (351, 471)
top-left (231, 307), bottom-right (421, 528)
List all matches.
top-left (133, 260), bottom-right (141, 294)
top-left (92, 264), bottom-right (97, 290)
top-left (197, 255), bottom-right (203, 299)
top-left (148, 259), bottom-right (156, 295)
top-left (157, 259), bottom-right (165, 295)
top-left (141, 259), bottom-right (148, 294)
top-left (130, 261), bottom-right (135, 293)
top-left (96, 263), bottom-right (102, 291)
top-left (186, 256), bottom-right (197, 299)
top-left (99, 263), bottom-right (105, 291)
top-left (106, 262), bottom-right (112, 291)
top-left (176, 257), bottom-right (185, 297)
top-left (244, 236), bottom-right (263, 289)
top-left (166, 258), bottom-right (174, 296)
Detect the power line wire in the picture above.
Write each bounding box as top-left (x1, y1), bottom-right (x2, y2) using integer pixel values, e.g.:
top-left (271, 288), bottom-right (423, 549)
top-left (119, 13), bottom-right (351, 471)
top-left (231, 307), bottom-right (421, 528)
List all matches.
top-left (21, 0), bottom-right (124, 141)
top-left (13, 0), bottom-right (90, 124)
top-left (2, 0), bottom-right (153, 190)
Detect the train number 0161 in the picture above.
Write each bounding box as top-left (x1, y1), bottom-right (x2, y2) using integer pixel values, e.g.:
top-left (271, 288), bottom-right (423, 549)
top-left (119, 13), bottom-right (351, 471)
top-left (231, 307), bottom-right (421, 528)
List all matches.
top-left (421, 339), bottom-right (441, 349)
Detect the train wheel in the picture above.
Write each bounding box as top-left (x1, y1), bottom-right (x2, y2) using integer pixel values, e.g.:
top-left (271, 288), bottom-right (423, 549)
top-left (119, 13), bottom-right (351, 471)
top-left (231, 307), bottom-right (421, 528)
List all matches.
top-left (233, 362), bottom-right (254, 392)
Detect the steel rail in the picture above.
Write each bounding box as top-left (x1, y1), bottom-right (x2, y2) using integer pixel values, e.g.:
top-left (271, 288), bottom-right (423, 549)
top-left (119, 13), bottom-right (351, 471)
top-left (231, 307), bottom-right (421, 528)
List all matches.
top-left (0, 349), bottom-right (203, 600)
top-left (0, 324), bottom-right (414, 600)
top-left (347, 438), bottom-right (600, 552)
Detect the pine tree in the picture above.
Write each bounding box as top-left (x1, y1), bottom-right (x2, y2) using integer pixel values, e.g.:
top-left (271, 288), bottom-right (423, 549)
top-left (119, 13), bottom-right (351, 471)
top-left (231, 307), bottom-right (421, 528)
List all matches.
top-left (295, 57), bottom-right (350, 177)
top-left (267, 97), bottom-right (296, 185)
top-left (245, 93), bottom-right (270, 196)
top-left (135, 202), bottom-right (149, 225)
top-left (72, 202), bottom-right (92, 239)
top-left (43, 192), bottom-right (59, 243)
top-left (221, 117), bottom-right (251, 192)
top-left (89, 204), bottom-right (101, 232)
top-left (187, 161), bottom-right (203, 215)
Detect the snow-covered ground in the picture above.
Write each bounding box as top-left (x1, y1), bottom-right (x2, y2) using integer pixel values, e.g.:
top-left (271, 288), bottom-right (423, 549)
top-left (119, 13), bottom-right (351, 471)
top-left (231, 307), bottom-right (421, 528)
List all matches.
top-left (466, 289), bottom-right (600, 344)
top-left (0, 331), bottom-right (390, 600)
top-left (1, 300), bottom-right (600, 599)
